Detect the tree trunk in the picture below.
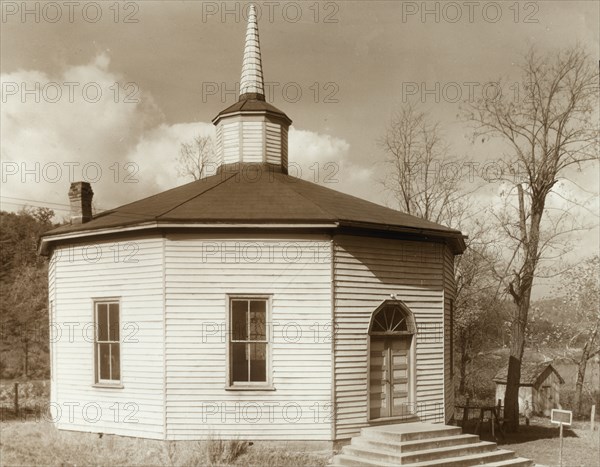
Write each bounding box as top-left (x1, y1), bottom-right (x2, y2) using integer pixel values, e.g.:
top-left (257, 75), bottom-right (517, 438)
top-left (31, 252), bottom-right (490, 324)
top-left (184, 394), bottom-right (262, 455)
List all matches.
top-left (504, 192), bottom-right (544, 433)
top-left (575, 321), bottom-right (599, 415)
top-left (504, 330), bottom-right (525, 431)
top-left (504, 276), bottom-right (534, 432)
top-left (574, 354), bottom-right (587, 416)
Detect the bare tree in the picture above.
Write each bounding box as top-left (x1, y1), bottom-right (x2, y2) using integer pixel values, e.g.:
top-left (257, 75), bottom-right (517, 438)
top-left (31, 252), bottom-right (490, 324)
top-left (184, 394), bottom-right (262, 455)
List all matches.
top-left (381, 102), bottom-right (471, 227)
top-left (465, 45), bottom-right (599, 431)
top-left (454, 230), bottom-right (503, 396)
top-left (177, 135), bottom-right (215, 181)
top-left (381, 102), bottom-right (499, 401)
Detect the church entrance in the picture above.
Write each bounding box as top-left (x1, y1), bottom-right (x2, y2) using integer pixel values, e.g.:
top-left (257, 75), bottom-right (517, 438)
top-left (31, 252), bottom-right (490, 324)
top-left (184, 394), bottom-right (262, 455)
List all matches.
top-left (368, 301), bottom-right (416, 420)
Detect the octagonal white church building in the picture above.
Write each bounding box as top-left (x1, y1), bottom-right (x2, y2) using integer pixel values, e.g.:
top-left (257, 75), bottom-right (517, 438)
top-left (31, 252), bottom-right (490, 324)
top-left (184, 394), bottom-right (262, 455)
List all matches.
top-left (40, 6), bottom-right (465, 442)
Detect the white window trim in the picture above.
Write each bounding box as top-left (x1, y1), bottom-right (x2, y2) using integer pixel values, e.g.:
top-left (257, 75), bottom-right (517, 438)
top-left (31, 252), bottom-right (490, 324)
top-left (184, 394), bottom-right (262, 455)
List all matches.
top-left (92, 298), bottom-right (123, 388)
top-left (225, 294), bottom-right (274, 391)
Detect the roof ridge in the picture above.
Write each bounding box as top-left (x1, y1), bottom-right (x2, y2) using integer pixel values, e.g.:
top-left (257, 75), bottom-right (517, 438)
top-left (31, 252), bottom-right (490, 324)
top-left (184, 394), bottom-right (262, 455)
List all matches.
top-left (156, 172), bottom-right (239, 218)
top-left (272, 172), bottom-right (338, 220)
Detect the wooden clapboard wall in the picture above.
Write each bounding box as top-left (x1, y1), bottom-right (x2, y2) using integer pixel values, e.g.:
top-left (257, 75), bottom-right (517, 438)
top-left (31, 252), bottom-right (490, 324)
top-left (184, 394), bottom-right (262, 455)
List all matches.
top-left (443, 245), bottom-right (456, 423)
top-left (163, 233), bottom-right (333, 440)
top-left (333, 234), bottom-right (450, 439)
top-left (50, 236), bottom-right (166, 439)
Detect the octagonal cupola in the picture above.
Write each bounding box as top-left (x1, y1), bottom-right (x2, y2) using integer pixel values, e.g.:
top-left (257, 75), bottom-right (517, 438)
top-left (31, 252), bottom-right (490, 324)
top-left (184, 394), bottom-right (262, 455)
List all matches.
top-left (212, 4), bottom-right (292, 174)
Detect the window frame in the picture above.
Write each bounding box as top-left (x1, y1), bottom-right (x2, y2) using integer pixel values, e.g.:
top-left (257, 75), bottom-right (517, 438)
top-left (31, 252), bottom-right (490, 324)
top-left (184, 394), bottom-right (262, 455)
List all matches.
top-left (226, 294), bottom-right (273, 390)
top-left (93, 298), bottom-right (122, 387)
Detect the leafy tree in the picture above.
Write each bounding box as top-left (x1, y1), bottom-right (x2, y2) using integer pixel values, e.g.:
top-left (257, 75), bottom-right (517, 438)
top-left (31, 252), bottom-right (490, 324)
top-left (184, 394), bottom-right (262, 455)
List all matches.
top-left (559, 256), bottom-right (600, 415)
top-left (454, 240), bottom-right (504, 396)
top-left (0, 207), bottom-right (55, 378)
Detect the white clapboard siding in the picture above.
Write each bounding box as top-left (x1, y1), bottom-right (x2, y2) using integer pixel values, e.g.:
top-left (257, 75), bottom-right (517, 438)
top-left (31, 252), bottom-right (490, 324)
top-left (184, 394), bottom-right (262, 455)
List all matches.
top-left (443, 245), bottom-right (456, 422)
top-left (333, 235), bottom-right (448, 439)
top-left (281, 126), bottom-right (288, 170)
top-left (215, 124), bottom-right (224, 164)
top-left (265, 122), bottom-right (282, 165)
top-left (164, 233), bottom-right (333, 440)
top-left (222, 122), bottom-right (241, 164)
top-left (49, 254), bottom-right (57, 402)
top-left (51, 236), bottom-right (165, 439)
top-left (241, 121), bottom-right (263, 162)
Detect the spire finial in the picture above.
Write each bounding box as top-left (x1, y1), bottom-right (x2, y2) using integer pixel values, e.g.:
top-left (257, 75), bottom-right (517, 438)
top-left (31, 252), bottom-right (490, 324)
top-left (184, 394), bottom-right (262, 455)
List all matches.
top-left (239, 4), bottom-right (264, 100)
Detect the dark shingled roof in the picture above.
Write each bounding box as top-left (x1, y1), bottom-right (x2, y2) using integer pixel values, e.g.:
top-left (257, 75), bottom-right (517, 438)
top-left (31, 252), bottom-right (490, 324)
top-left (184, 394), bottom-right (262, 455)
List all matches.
top-left (213, 96), bottom-right (292, 125)
top-left (41, 164), bottom-right (466, 253)
top-left (493, 361), bottom-right (565, 386)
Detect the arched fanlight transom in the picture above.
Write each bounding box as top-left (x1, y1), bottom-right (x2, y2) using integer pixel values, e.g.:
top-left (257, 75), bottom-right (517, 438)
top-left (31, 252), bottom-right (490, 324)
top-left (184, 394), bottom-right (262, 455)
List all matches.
top-left (369, 301), bottom-right (416, 335)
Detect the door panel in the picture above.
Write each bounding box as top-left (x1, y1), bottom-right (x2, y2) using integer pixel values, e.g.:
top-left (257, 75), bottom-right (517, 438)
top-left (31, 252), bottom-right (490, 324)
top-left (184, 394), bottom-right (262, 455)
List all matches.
top-left (369, 336), bottom-right (412, 419)
top-left (369, 338), bottom-right (389, 419)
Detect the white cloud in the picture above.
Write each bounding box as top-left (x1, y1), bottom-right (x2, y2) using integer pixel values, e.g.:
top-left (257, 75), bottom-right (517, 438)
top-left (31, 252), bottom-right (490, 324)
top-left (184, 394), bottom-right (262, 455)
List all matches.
top-left (1, 54), bottom-right (371, 219)
top-left (1, 53), bottom-right (160, 216)
top-left (289, 127), bottom-right (375, 200)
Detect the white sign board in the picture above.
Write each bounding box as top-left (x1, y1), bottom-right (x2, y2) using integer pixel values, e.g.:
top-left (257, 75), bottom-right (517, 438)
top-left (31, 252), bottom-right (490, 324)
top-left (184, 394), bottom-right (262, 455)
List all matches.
top-left (551, 409), bottom-right (572, 426)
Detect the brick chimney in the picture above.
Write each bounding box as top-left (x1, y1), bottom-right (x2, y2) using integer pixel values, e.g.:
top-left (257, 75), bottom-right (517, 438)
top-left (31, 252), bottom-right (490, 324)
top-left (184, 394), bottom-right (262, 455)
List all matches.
top-left (68, 182), bottom-right (94, 224)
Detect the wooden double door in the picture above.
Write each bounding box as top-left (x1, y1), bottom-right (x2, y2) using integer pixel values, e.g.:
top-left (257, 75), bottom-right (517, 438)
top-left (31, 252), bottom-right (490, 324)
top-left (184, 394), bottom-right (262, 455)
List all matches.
top-left (369, 336), bottom-right (413, 419)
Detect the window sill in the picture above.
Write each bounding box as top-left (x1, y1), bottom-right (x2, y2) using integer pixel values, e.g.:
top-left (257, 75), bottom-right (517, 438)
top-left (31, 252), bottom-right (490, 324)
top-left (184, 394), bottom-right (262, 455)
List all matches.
top-left (225, 385), bottom-right (275, 391)
top-left (92, 383), bottom-right (124, 389)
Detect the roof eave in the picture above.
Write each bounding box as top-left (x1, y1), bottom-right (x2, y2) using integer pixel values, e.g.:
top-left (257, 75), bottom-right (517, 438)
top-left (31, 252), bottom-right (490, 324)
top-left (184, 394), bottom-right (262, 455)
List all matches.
top-left (212, 108), bottom-right (292, 126)
top-left (38, 221), bottom-right (340, 256)
top-left (337, 220), bottom-right (467, 254)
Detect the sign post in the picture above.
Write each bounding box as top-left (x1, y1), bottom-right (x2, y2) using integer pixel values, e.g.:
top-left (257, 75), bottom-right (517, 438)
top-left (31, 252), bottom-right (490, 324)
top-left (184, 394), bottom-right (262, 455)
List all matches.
top-left (551, 409), bottom-right (573, 467)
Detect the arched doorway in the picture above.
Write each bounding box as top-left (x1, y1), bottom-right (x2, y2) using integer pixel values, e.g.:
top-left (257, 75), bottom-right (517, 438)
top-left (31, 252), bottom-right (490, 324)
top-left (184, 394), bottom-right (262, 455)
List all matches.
top-left (368, 300), bottom-right (416, 420)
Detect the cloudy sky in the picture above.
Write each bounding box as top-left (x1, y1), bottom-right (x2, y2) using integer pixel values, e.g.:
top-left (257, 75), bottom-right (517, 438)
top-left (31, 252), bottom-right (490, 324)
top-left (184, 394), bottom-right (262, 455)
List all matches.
top-left (1, 1), bottom-right (598, 296)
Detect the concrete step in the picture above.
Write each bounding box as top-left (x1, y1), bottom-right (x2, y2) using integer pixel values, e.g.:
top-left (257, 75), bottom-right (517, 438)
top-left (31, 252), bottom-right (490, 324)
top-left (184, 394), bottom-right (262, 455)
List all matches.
top-left (482, 457), bottom-right (534, 467)
top-left (332, 449), bottom-right (525, 467)
top-left (409, 449), bottom-right (519, 467)
top-left (362, 423), bottom-right (463, 443)
top-left (399, 441), bottom-right (498, 463)
top-left (343, 441), bottom-right (498, 464)
top-left (330, 453), bottom-right (391, 466)
top-left (351, 433), bottom-right (480, 453)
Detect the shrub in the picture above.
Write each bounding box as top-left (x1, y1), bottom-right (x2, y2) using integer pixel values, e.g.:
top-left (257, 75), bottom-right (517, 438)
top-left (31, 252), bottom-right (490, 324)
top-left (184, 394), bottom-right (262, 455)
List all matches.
top-left (205, 432), bottom-right (248, 466)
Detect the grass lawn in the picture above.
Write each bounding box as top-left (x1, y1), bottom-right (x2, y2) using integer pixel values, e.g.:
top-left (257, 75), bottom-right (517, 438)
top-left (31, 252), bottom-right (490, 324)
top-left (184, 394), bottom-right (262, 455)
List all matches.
top-left (2, 415), bottom-right (598, 466)
top-left (504, 419), bottom-right (599, 467)
top-left (472, 416), bottom-right (600, 467)
top-left (0, 419), bottom-right (331, 467)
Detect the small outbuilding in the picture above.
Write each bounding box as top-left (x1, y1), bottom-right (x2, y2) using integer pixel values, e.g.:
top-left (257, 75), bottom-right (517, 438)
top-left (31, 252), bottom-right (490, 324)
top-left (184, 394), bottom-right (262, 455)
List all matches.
top-left (493, 361), bottom-right (565, 416)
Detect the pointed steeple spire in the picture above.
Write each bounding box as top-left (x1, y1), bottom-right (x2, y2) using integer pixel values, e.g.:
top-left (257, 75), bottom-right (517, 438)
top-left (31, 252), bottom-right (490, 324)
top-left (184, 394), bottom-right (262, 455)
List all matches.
top-left (239, 4), bottom-right (265, 100)
top-left (212, 5), bottom-right (291, 174)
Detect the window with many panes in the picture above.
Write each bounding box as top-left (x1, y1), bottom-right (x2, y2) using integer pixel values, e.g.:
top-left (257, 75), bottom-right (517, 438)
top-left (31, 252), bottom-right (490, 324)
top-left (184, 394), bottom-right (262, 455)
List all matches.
top-left (229, 297), bottom-right (269, 387)
top-left (94, 300), bottom-right (121, 384)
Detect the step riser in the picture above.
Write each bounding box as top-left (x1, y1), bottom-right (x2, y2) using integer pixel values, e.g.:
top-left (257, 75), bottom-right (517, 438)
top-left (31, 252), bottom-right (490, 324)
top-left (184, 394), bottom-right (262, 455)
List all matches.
top-left (400, 443), bottom-right (498, 463)
top-left (331, 454), bottom-right (386, 467)
top-left (435, 451), bottom-right (516, 467)
top-left (493, 460), bottom-right (534, 467)
top-left (343, 442), bottom-right (498, 464)
top-left (351, 434), bottom-right (479, 453)
top-left (329, 423), bottom-right (531, 467)
top-left (362, 427), bottom-right (462, 442)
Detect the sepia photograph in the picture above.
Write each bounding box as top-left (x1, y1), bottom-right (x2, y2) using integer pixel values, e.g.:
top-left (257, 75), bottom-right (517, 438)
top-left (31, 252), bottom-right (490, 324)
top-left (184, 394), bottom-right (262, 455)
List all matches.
top-left (1, 1), bottom-right (598, 466)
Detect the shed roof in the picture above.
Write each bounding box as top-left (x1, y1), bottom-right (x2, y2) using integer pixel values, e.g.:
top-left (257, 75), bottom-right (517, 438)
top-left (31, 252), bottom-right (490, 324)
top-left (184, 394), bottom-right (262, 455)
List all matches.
top-left (39, 164), bottom-right (466, 254)
top-left (493, 361), bottom-right (565, 386)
